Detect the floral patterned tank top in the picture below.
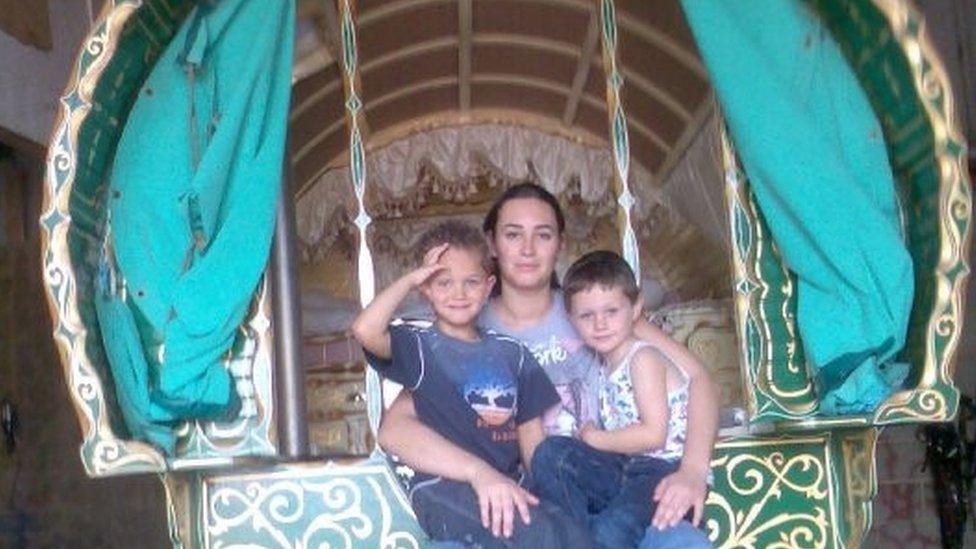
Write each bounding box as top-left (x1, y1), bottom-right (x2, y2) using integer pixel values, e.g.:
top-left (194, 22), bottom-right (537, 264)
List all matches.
top-left (599, 341), bottom-right (689, 461)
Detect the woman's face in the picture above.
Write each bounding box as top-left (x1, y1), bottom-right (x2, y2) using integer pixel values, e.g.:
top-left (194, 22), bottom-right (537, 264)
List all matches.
top-left (489, 197), bottom-right (563, 292)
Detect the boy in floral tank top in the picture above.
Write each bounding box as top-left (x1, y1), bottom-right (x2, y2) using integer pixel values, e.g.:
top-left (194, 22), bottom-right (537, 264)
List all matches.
top-left (530, 251), bottom-right (704, 549)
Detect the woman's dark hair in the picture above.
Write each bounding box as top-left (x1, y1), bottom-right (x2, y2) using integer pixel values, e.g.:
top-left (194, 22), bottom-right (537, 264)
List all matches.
top-left (482, 182), bottom-right (566, 236)
top-left (482, 182), bottom-right (565, 294)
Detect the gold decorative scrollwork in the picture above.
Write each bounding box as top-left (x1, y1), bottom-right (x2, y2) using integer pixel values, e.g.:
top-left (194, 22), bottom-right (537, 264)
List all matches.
top-left (868, 0), bottom-right (971, 423)
top-left (721, 128), bottom-right (818, 422)
top-left (876, 388), bottom-right (949, 423)
top-left (705, 447), bottom-right (832, 548)
top-left (838, 428), bottom-right (879, 547)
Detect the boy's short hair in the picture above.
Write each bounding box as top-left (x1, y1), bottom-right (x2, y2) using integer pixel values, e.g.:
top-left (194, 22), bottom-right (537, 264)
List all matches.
top-left (416, 220), bottom-right (493, 273)
top-left (563, 250), bottom-right (640, 309)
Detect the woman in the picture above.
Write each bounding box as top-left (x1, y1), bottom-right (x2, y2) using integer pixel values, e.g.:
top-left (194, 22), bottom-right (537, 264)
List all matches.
top-left (380, 183), bottom-right (717, 548)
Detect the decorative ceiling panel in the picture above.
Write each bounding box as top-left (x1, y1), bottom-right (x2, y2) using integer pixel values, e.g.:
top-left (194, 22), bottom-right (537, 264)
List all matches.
top-left (473, 0), bottom-right (589, 46)
top-left (295, 129), bottom-right (348, 192)
top-left (628, 126), bottom-right (668, 173)
top-left (617, 31), bottom-right (707, 111)
top-left (367, 85), bottom-right (460, 140)
top-left (616, 0), bottom-right (700, 47)
top-left (472, 44), bottom-right (578, 86)
top-left (574, 99), bottom-right (610, 142)
top-left (361, 47), bottom-right (458, 102)
top-left (357, 3), bottom-right (458, 61)
top-left (472, 82), bottom-right (564, 121)
top-left (623, 85), bottom-right (685, 148)
top-left (290, 0), bottom-right (713, 189)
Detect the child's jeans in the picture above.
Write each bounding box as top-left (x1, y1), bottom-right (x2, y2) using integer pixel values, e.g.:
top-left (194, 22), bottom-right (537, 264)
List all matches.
top-left (530, 436), bottom-right (684, 549)
top-left (410, 476), bottom-right (591, 548)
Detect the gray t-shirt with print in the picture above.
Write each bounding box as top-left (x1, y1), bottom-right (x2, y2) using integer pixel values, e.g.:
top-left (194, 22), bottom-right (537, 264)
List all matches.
top-left (480, 292), bottom-right (602, 437)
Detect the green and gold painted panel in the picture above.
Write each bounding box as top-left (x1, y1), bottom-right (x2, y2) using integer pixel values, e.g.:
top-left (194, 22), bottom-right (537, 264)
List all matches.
top-left (159, 431), bottom-right (877, 549)
top-left (42, 0), bottom-right (280, 477)
top-left (704, 428), bottom-right (877, 548)
top-left (43, 0), bottom-right (196, 477)
top-left (811, 0), bottom-right (971, 425)
top-left (725, 0), bottom-right (971, 426)
top-left (723, 129), bottom-right (820, 422)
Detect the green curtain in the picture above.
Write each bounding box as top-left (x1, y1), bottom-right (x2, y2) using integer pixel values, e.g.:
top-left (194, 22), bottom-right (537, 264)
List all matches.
top-left (681, 0), bottom-right (914, 414)
top-left (95, 0), bottom-right (295, 452)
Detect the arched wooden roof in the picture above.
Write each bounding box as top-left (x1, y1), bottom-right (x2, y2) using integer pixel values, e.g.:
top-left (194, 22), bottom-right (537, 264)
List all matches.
top-left (289, 0), bottom-right (711, 195)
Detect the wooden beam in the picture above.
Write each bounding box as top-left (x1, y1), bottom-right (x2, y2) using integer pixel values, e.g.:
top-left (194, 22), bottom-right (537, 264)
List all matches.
top-left (458, 0), bottom-right (472, 111)
top-left (619, 66), bottom-right (692, 121)
top-left (616, 14), bottom-right (707, 79)
top-left (579, 94), bottom-right (671, 154)
top-left (654, 93), bottom-right (715, 182)
top-left (320, 0), bottom-right (343, 52)
top-left (358, 0), bottom-right (449, 26)
top-left (0, 126), bottom-right (44, 159)
top-left (293, 76), bottom-right (459, 165)
top-left (290, 36), bottom-right (457, 121)
top-left (0, 0), bottom-right (52, 50)
top-left (563, 6), bottom-right (600, 126)
top-left (476, 33), bottom-right (578, 58)
top-left (292, 72), bottom-right (672, 168)
top-left (292, 33), bottom-right (581, 121)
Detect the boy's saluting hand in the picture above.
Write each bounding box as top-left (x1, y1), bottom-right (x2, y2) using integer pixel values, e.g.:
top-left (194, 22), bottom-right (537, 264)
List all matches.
top-left (351, 242), bottom-right (451, 359)
top-left (406, 242), bottom-right (450, 287)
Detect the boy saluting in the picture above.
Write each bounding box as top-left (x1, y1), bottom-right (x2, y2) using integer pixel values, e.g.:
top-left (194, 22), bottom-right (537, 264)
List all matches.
top-left (352, 220), bottom-right (588, 548)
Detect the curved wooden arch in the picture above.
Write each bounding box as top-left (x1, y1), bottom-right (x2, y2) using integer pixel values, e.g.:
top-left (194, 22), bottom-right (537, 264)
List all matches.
top-left (291, 73), bottom-right (671, 174)
top-left (289, 33), bottom-right (694, 128)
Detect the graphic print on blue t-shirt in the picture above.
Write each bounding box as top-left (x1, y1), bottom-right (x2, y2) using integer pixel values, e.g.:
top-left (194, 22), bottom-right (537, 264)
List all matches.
top-left (464, 369), bottom-right (517, 428)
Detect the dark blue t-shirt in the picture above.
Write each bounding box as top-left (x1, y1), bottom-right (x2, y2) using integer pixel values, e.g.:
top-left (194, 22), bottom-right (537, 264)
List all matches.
top-left (368, 320), bottom-right (560, 486)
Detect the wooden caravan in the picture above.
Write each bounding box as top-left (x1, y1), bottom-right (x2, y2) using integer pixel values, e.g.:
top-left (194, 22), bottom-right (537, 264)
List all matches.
top-left (41, 0), bottom-right (971, 546)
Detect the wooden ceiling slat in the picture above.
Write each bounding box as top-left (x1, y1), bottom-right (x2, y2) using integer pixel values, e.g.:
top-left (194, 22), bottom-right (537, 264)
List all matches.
top-left (564, 8), bottom-right (600, 125)
top-left (472, 45), bottom-right (577, 85)
top-left (0, 0), bottom-right (52, 50)
top-left (474, 0), bottom-right (588, 46)
top-left (291, 0), bottom-right (711, 194)
top-left (357, 2), bottom-right (457, 61)
top-left (472, 82), bottom-right (563, 120)
top-left (459, 0), bottom-right (473, 110)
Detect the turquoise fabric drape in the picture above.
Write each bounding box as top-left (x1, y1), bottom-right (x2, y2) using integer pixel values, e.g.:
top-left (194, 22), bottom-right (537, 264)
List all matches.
top-left (681, 0), bottom-right (914, 414)
top-left (95, 0), bottom-right (295, 452)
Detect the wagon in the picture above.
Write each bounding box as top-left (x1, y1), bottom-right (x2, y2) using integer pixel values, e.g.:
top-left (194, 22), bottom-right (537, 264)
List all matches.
top-left (41, 0), bottom-right (972, 546)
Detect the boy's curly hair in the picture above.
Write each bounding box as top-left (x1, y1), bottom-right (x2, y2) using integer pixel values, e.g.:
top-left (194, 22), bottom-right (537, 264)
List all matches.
top-left (416, 220), bottom-right (493, 273)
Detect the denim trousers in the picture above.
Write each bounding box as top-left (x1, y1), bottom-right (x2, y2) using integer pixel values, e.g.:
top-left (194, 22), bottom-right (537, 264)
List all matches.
top-left (531, 436), bottom-right (709, 549)
top-left (410, 476), bottom-right (592, 548)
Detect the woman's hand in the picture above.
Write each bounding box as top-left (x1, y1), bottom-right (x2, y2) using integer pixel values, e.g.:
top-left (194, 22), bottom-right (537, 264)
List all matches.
top-left (651, 466), bottom-right (709, 529)
top-left (466, 462), bottom-right (539, 538)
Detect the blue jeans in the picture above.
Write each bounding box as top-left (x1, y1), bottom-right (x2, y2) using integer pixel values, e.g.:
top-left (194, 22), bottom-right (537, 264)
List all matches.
top-left (410, 477), bottom-right (591, 548)
top-left (426, 520), bottom-right (712, 549)
top-left (531, 436), bottom-right (704, 549)
top-left (639, 521), bottom-right (712, 549)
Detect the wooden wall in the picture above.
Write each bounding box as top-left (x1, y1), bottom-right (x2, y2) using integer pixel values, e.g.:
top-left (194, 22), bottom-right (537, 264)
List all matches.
top-left (0, 147), bottom-right (168, 548)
